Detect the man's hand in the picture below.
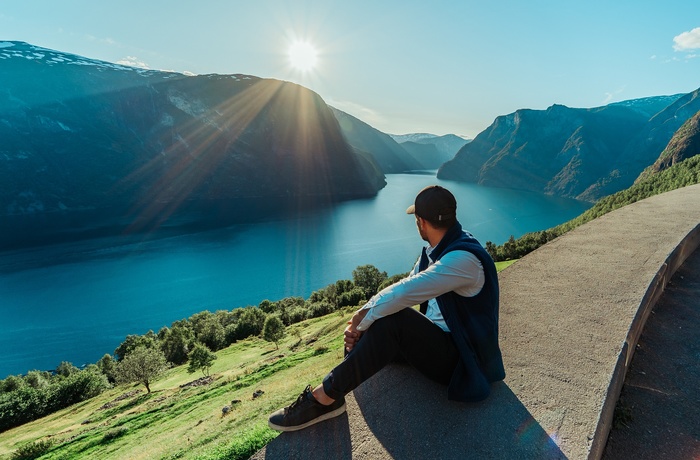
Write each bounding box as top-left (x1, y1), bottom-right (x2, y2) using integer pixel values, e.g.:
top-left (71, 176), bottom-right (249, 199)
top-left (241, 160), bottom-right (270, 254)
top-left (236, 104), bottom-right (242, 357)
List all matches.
top-left (344, 309), bottom-right (368, 352)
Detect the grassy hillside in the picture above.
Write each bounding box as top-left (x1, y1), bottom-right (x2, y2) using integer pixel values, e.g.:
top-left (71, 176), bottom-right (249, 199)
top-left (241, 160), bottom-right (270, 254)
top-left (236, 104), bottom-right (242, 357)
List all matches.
top-left (1, 261), bottom-right (515, 460)
top-left (0, 311), bottom-right (352, 460)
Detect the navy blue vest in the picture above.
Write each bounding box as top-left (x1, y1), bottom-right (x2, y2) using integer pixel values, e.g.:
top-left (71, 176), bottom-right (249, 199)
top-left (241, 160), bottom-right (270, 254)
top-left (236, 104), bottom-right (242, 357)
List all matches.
top-left (418, 222), bottom-right (505, 401)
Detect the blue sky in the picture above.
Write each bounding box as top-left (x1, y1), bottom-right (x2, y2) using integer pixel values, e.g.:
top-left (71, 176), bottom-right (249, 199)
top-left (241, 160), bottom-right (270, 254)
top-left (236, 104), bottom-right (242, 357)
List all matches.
top-left (2, 1), bottom-right (700, 137)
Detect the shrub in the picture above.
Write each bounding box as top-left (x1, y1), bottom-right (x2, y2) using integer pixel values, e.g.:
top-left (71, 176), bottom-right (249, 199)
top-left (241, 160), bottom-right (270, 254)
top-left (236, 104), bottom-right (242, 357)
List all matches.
top-left (232, 307), bottom-right (266, 340)
top-left (160, 325), bottom-right (195, 365)
top-left (0, 375), bottom-right (25, 393)
top-left (0, 386), bottom-right (46, 432)
top-left (287, 306), bottom-right (309, 324)
top-left (114, 332), bottom-right (158, 361)
top-left (23, 371), bottom-right (50, 390)
top-left (52, 368), bottom-right (110, 405)
top-left (55, 361), bottom-right (78, 378)
top-left (337, 287), bottom-right (366, 307)
top-left (102, 426), bottom-right (128, 443)
top-left (196, 316), bottom-right (226, 351)
top-left (11, 439), bottom-right (54, 460)
top-left (224, 323), bottom-right (239, 346)
top-left (0, 367), bottom-right (109, 433)
top-left (306, 301), bottom-right (333, 318)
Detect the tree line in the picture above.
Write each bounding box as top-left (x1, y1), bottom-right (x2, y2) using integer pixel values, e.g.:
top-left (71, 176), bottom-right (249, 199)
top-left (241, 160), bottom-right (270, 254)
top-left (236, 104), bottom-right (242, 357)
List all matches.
top-left (485, 154), bottom-right (700, 262)
top-left (0, 264), bottom-right (400, 433)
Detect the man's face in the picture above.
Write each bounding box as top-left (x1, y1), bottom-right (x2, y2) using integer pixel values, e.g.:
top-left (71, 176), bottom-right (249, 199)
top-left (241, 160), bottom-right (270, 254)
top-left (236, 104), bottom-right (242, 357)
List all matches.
top-left (416, 217), bottom-right (429, 242)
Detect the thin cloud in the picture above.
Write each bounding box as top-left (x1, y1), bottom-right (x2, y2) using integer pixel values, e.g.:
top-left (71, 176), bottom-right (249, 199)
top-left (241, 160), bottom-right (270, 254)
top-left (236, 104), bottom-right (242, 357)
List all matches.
top-left (84, 34), bottom-right (117, 46)
top-left (602, 86), bottom-right (626, 105)
top-left (673, 27), bottom-right (700, 51)
top-left (117, 56), bottom-right (150, 69)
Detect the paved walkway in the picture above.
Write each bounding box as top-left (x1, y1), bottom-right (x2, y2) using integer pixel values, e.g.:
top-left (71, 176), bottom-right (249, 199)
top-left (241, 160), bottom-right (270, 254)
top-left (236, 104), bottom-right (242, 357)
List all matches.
top-left (602, 246), bottom-right (700, 459)
top-left (252, 183), bottom-right (700, 460)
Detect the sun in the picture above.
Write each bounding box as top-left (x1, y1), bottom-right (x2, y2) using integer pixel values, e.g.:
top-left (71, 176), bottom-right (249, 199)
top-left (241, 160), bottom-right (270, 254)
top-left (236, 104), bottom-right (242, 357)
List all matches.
top-left (288, 40), bottom-right (318, 72)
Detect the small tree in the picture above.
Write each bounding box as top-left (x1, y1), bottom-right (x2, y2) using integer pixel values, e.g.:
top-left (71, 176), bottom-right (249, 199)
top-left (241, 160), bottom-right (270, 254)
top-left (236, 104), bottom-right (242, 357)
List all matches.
top-left (97, 354), bottom-right (117, 383)
top-left (262, 315), bottom-right (286, 350)
top-left (352, 264), bottom-right (388, 297)
top-left (187, 343), bottom-right (217, 377)
top-left (115, 346), bottom-right (168, 393)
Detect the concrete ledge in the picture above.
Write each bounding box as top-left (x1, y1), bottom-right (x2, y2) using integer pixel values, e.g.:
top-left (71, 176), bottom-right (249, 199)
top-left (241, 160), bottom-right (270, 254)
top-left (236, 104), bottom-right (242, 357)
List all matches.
top-left (253, 183), bottom-right (700, 460)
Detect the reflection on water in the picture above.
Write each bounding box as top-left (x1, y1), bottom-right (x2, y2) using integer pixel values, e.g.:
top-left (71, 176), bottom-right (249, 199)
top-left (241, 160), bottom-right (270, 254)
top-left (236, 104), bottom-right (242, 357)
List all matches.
top-left (0, 174), bottom-right (590, 376)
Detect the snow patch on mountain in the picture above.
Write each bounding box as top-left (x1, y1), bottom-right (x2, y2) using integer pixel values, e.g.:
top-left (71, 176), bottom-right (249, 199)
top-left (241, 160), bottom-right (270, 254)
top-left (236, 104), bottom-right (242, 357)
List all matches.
top-left (0, 41), bottom-right (184, 77)
top-left (389, 133), bottom-right (438, 143)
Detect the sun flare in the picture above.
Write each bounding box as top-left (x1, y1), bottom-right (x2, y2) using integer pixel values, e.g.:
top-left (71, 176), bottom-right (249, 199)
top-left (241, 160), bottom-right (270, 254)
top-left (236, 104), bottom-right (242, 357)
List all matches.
top-left (288, 40), bottom-right (318, 71)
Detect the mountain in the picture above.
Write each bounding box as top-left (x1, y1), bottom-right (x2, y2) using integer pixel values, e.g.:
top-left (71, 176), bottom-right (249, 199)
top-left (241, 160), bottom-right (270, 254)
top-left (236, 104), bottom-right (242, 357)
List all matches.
top-left (0, 41), bottom-right (385, 249)
top-left (391, 133), bottom-right (470, 158)
top-left (329, 107), bottom-right (422, 172)
top-left (399, 141), bottom-right (448, 170)
top-left (438, 93), bottom-right (694, 201)
top-left (637, 109), bottom-right (700, 180)
top-left (583, 89), bottom-right (700, 199)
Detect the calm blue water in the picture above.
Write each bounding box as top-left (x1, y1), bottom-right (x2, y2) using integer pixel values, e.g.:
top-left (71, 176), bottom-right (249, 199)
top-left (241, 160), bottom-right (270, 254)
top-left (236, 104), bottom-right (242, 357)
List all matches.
top-left (0, 173), bottom-right (591, 378)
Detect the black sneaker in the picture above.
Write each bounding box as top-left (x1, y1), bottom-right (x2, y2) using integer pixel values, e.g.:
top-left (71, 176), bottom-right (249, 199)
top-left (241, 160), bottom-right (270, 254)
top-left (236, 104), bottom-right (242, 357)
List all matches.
top-left (268, 385), bottom-right (346, 432)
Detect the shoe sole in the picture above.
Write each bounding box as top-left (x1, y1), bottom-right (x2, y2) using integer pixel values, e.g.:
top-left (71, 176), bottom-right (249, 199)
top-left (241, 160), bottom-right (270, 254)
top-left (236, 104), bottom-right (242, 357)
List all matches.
top-left (268, 402), bottom-right (347, 432)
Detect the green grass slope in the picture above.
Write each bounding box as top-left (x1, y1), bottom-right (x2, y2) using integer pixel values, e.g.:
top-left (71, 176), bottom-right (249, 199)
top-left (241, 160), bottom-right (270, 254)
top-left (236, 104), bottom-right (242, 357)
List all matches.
top-left (0, 311), bottom-right (352, 460)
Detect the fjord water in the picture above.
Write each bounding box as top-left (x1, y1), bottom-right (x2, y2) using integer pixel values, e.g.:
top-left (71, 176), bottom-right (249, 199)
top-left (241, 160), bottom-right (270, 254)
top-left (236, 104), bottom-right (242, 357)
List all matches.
top-left (0, 173), bottom-right (591, 378)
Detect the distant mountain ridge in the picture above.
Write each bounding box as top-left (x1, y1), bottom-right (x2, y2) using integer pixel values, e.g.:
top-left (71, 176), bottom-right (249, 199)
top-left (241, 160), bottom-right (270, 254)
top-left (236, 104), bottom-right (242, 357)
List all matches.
top-left (329, 108), bottom-right (466, 171)
top-left (438, 92), bottom-right (699, 201)
top-left (0, 41), bottom-right (385, 248)
top-left (391, 133), bottom-right (470, 168)
top-left (329, 106), bottom-right (422, 172)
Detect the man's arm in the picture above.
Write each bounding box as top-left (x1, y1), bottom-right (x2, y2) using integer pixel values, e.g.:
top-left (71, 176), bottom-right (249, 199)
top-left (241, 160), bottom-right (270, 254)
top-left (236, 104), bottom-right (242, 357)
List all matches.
top-left (355, 250), bottom-right (483, 332)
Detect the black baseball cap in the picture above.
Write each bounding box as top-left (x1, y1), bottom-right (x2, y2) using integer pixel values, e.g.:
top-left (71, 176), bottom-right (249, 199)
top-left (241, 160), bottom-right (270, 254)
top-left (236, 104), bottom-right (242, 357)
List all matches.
top-left (406, 185), bottom-right (457, 222)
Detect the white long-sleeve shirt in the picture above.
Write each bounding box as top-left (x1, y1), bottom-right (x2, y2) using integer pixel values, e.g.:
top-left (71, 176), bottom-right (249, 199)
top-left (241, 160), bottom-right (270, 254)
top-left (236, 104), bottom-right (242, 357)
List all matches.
top-left (356, 244), bottom-right (485, 332)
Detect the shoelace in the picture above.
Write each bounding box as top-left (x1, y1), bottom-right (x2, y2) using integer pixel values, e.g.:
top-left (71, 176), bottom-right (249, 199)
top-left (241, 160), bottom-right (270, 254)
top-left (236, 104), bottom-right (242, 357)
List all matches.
top-left (285, 385), bottom-right (312, 414)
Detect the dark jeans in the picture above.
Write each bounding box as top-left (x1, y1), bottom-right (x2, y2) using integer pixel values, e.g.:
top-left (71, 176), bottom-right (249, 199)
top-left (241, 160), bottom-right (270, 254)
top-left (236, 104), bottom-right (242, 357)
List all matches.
top-left (322, 307), bottom-right (459, 400)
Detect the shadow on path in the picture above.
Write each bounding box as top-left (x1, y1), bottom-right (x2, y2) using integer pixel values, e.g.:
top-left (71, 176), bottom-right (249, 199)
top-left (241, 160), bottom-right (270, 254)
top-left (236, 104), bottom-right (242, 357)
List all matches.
top-left (258, 364), bottom-right (566, 459)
